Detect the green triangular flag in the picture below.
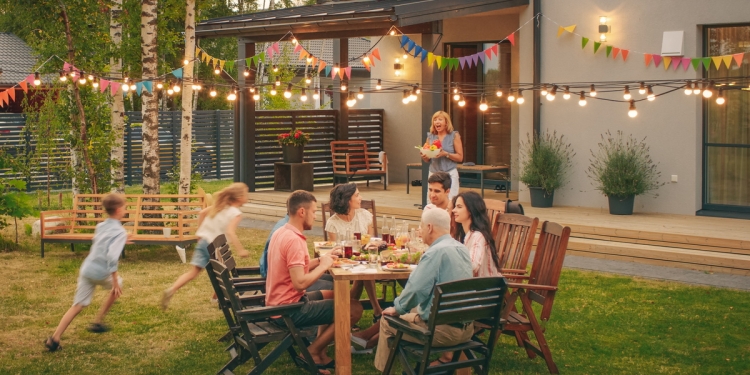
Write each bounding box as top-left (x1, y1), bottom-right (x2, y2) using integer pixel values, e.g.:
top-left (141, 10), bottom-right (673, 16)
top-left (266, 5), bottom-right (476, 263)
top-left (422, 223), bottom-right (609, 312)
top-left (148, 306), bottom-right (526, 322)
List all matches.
top-left (593, 41), bottom-right (601, 53)
top-left (702, 57), bottom-right (712, 71)
top-left (439, 58), bottom-right (448, 70)
top-left (451, 58), bottom-right (459, 70)
top-left (606, 45), bottom-right (613, 57)
top-left (225, 60), bottom-right (234, 72)
top-left (582, 37), bottom-right (589, 49)
top-left (252, 55), bottom-right (259, 66)
top-left (691, 58), bottom-right (701, 71)
top-left (245, 57), bottom-right (253, 67)
top-left (258, 52), bottom-right (266, 63)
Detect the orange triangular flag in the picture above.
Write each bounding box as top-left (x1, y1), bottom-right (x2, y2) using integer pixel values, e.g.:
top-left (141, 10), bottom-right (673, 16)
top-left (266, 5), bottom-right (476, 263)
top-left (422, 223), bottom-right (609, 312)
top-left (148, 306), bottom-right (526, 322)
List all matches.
top-left (507, 33), bottom-right (515, 46)
top-left (338, 68), bottom-right (345, 80)
top-left (732, 53), bottom-right (744, 67)
top-left (612, 47), bottom-right (620, 59)
top-left (362, 58), bottom-right (370, 70)
top-left (722, 55), bottom-right (732, 68)
top-left (7, 88), bottom-right (15, 102)
top-left (369, 55), bottom-right (375, 67)
top-left (557, 26), bottom-right (565, 37)
top-left (364, 64), bottom-right (370, 72)
top-left (0, 91), bottom-right (7, 106)
top-left (711, 56), bottom-right (723, 70)
top-left (371, 48), bottom-right (381, 61)
top-left (663, 56), bottom-right (672, 70)
top-left (621, 49), bottom-right (629, 61)
top-left (318, 61), bottom-right (326, 73)
top-left (299, 50), bottom-right (308, 60)
top-left (19, 80), bottom-right (28, 93)
top-left (644, 54), bottom-right (653, 66)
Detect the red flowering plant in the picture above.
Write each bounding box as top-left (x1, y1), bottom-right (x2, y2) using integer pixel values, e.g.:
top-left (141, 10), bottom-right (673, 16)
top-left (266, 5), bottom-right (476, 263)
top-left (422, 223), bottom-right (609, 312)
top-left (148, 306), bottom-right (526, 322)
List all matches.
top-left (277, 129), bottom-right (310, 147)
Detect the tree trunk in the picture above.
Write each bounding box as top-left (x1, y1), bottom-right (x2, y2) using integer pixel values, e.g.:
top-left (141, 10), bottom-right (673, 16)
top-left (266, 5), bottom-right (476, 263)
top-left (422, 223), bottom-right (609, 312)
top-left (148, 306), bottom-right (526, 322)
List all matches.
top-left (60, 2), bottom-right (98, 194)
top-left (141, 0), bottom-right (160, 195)
top-left (110, 0), bottom-right (125, 193)
top-left (179, 0), bottom-right (196, 201)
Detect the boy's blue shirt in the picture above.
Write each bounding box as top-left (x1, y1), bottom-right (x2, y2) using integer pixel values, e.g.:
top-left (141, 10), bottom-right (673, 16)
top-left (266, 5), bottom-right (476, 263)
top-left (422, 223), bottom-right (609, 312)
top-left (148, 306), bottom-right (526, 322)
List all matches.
top-left (79, 218), bottom-right (127, 280)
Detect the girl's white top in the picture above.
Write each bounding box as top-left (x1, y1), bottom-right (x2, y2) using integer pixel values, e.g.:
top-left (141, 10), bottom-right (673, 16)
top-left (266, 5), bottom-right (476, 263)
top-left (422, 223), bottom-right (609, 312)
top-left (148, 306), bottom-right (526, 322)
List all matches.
top-left (196, 206), bottom-right (242, 243)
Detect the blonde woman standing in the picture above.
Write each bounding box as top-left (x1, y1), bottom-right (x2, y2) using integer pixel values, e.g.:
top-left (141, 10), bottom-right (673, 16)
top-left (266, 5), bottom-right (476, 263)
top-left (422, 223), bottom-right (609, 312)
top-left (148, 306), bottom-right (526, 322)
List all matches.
top-left (421, 111), bottom-right (463, 200)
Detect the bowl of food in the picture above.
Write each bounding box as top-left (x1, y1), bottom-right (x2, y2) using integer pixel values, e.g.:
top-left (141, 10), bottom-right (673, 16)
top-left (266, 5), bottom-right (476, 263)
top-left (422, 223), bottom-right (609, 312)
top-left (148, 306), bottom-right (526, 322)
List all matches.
top-left (418, 146), bottom-right (441, 159)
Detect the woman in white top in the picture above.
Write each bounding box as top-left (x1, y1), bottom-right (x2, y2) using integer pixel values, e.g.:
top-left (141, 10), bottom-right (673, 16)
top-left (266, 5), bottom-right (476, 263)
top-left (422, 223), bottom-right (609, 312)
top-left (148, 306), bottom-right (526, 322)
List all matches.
top-left (451, 191), bottom-right (501, 277)
top-left (325, 183), bottom-right (383, 322)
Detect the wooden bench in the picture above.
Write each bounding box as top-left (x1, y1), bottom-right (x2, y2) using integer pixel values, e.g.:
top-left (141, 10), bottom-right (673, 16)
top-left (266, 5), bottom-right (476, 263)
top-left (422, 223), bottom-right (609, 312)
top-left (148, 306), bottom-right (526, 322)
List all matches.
top-left (39, 193), bottom-right (207, 257)
top-left (331, 140), bottom-right (387, 189)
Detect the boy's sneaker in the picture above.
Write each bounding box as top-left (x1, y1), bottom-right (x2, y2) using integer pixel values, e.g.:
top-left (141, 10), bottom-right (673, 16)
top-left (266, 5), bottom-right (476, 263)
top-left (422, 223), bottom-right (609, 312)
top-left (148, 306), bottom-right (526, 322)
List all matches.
top-left (161, 288), bottom-right (174, 311)
top-left (87, 323), bottom-right (110, 333)
top-left (44, 337), bottom-right (62, 352)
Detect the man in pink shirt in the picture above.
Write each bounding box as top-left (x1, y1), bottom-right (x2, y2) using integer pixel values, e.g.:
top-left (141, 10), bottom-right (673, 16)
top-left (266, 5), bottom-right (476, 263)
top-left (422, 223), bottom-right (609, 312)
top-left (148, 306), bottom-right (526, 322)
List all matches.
top-left (266, 190), bottom-right (363, 371)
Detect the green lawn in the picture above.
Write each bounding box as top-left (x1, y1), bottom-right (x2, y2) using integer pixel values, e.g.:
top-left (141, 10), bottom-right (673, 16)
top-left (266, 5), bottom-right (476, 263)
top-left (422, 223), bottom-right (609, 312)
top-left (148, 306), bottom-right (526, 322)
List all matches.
top-left (1, 184), bottom-right (748, 374)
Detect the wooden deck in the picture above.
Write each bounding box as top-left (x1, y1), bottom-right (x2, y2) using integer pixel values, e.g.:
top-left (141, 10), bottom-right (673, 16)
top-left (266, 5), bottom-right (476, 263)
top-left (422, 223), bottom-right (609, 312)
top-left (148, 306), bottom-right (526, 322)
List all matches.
top-left (244, 182), bottom-right (750, 276)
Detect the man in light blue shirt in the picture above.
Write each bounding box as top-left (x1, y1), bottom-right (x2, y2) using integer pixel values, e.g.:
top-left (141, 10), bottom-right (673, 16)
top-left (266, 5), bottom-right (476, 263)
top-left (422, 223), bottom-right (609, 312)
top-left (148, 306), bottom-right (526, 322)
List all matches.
top-left (373, 206), bottom-right (473, 371)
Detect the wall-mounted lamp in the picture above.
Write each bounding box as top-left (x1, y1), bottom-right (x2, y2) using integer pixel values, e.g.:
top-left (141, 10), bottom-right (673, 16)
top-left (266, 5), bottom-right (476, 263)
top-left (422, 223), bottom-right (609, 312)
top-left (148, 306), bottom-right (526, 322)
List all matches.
top-left (599, 16), bottom-right (610, 42)
top-left (394, 58), bottom-right (403, 77)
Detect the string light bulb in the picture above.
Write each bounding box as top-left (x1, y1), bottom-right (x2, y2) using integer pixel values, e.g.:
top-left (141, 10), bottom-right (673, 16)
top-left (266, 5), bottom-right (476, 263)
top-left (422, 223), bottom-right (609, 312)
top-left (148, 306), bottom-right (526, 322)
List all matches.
top-left (192, 83), bottom-right (201, 90)
top-left (275, 78), bottom-right (281, 87)
top-left (376, 79), bottom-right (382, 90)
top-left (214, 66), bottom-right (221, 75)
top-left (546, 85), bottom-right (557, 101)
top-left (284, 83), bottom-right (293, 98)
top-left (702, 81), bottom-right (714, 98)
top-left (78, 73), bottom-right (87, 85)
top-left (300, 88), bottom-right (308, 102)
top-left (415, 84), bottom-right (421, 95)
top-left (357, 87), bottom-right (364, 100)
top-left (305, 74), bottom-right (312, 85)
top-left (507, 90), bottom-right (516, 102)
top-left (313, 88), bottom-right (320, 100)
top-left (638, 82), bottom-right (646, 95)
top-left (647, 85), bottom-right (655, 101)
top-left (184, 59), bottom-right (189, 66)
top-left (333, 64), bottom-right (339, 74)
top-left (540, 84), bottom-right (548, 96)
top-left (249, 85), bottom-right (255, 93)
top-left (453, 90), bottom-right (461, 101)
top-left (516, 89), bottom-right (525, 104)
top-left (390, 30), bottom-right (396, 36)
top-left (121, 83), bottom-right (130, 92)
top-left (457, 96), bottom-right (466, 107)
top-left (227, 87), bottom-right (237, 101)
top-left (340, 81), bottom-right (347, 92)
top-left (252, 92), bottom-right (260, 101)
top-left (209, 86), bottom-right (217, 97)
top-left (563, 86), bottom-right (570, 100)
top-left (59, 71), bottom-right (67, 82)
top-left (693, 82), bottom-right (702, 95)
top-left (156, 81), bottom-right (163, 90)
top-left (590, 84), bottom-right (597, 97)
top-left (346, 93), bottom-right (356, 107)
top-left (628, 100), bottom-right (638, 118)
top-left (69, 70), bottom-right (77, 78)
top-left (194, 84), bottom-right (202, 91)
top-left (173, 79), bottom-right (181, 93)
top-left (92, 78), bottom-right (100, 89)
top-left (402, 90), bottom-right (410, 104)
top-left (453, 85), bottom-right (459, 94)
top-left (623, 85), bottom-right (631, 100)
top-left (272, 65), bottom-right (279, 73)
top-left (495, 86), bottom-right (503, 97)
top-left (243, 68), bottom-right (250, 77)
top-left (33, 72), bottom-right (41, 86)
top-left (479, 94), bottom-right (488, 111)
top-left (270, 87), bottom-right (277, 96)
top-left (306, 56), bottom-right (313, 64)
top-left (578, 91), bottom-right (587, 106)
top-left (715, 90), bottom-right (725, 105)
top-left (291, 37), bottom-right (297, 45)
top-left (684, 81), bottom-right (693, 95)
top-left (167, 88), bottom-right (174, 95)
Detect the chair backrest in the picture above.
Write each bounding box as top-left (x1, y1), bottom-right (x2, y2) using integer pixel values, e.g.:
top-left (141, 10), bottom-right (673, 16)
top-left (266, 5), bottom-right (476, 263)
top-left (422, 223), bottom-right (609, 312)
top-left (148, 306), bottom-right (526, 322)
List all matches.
top-left (528, 221), bottom-right (571, 321)
top-left (483, 199), bottom-right (506, 232)
top-left (331, 140), bottom-right (371, 172)
top-left (427, 277), bottom-right (508, 340)
top-left (209, 259), bottom-right (248, 320)
top-left (492, 213), bottom-right (539, 280)
top-left (320, 199), bottom-right (378, 241)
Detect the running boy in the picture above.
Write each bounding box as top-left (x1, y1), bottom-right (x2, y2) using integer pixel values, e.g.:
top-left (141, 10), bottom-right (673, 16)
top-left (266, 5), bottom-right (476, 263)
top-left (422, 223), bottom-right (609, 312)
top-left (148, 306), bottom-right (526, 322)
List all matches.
top-left (161, 182), bottom-right (249, 310)
top-left (45, 193), bottom-right (129, 352)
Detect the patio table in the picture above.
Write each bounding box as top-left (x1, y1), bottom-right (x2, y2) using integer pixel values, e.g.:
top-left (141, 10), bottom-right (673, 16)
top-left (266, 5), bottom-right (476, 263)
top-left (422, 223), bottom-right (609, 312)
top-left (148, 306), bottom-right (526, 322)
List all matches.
top-left (406, 163), bottom-right (510, 197)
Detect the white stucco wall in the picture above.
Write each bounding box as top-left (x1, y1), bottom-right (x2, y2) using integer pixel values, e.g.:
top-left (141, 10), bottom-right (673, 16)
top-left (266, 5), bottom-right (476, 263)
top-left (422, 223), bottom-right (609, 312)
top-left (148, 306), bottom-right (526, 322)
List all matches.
top-left (517, 0), bottom-right (750, 215)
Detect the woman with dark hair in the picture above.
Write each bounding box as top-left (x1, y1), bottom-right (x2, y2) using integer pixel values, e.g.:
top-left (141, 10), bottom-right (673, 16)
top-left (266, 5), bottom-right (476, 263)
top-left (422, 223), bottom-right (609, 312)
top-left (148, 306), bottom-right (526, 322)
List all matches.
top-left (325, 183), bottom-right (384, 326)
top-left (451, 191), bottom-right (501, 277)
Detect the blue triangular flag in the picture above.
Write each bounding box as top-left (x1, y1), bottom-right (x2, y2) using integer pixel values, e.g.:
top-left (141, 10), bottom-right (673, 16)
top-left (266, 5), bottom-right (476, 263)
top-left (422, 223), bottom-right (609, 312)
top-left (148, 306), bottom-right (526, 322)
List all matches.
top-left (420, 49), bottom-right (428, 62)
top-left (324, 65), bottom-right (331, 77)
top-left (171, 68), bottom-right (183, 79)
top-left (400, 35), bottom-right (410, 48)
top-left (142, 81), bottom-right (153, 93)
top-left (413, 45), bottom-right (423, 58)
top-left (406, 40), bottom-right (416, 53)
top-left (135, 82), bottom-right (143, 96)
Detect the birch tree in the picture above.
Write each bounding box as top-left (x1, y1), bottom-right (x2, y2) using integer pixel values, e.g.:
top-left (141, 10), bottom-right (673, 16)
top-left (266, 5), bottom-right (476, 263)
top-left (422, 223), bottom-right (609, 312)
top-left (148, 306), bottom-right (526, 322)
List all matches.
top-left (110, 0), bottom-right (125, 193)
top-left (179, 0), bottom-right (196, 198)
top-left (141, 0), bottom-right (160, 195)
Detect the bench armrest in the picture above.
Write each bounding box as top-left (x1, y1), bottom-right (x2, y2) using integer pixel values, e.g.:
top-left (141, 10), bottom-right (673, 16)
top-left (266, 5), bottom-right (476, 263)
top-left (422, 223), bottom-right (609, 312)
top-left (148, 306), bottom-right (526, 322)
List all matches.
top-left (236, 266), bottom-right (262, 276)
top-left (384, 315), bottom-right (432, 341)
top-left (236, 302), bottom-right (305, 320)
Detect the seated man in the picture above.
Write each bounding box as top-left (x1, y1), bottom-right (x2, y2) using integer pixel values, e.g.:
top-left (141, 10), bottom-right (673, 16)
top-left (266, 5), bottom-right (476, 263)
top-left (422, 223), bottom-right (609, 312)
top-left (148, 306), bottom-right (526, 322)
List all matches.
top-left (374, 206), bottom-right (474, 372)
top-left (266, 190), bottom-right (363, 371)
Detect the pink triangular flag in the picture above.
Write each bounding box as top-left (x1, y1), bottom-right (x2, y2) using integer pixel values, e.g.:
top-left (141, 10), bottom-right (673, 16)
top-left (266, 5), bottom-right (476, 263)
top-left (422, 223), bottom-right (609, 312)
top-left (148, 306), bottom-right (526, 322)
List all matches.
top-left (266, 46), bottom-right (274, 59)
top-left (612, 47), bottom-right (621, 59)
top-left (19, 80), bottom-right (28, 93)
top-left (644, 54), bottom-right (653, 66)
top-left (621, 49), bottom-right (629, 61)
top-left (732, 53), bottom-right (744, 67)
top-left (331, 67), bottom-right (337, 79)
top-left (110, 81), bottom-right (121, 96)
top-left (681, 57), bottom-right (691, 71)
top-left (63, 62), bottom-right (72, 72)
top-left (652, 54), bottom-right (662, 67)
top-left (344, 66), bottom-right (352, 80)
top-left (294, 44), bottom-right (302, 53)
top-left (673, 57), bottom-right (682, 71)
top-left (507, 33), bottom-right (515, 46)
top-left (25, 74), bottom-right (35, 85)
top-left (99, 79), bottom-right (110, 93)
top-left (272, 42), bottom-right (280, 54)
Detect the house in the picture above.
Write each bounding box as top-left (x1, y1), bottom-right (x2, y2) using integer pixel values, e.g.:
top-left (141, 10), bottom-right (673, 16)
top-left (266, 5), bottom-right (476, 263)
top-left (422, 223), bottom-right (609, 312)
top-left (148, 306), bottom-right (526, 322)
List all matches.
top-left (0, 32), bottom-right (38, 113)
top-left (197, 0), bottom-right (750, 218)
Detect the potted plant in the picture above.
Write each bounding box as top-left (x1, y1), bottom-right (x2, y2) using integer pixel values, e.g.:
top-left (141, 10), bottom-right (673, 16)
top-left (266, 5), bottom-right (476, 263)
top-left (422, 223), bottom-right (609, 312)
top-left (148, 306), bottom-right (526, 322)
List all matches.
top-left (277, 129), bottom-right (310, 163)
top-left (587, 131), bottom-right (663, 215)
top-left (519, 131), bottom-right (574, 208)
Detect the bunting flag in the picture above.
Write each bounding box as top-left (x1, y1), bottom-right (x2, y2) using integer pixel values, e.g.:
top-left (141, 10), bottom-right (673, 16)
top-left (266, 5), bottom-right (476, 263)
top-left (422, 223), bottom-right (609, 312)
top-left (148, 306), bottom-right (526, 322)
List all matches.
top-left (507, 32), bottom-right (515, 46)
top-left (323, 64), bottom-right (331, 77)
top-left (612, 47), bottom-right (621, 59)
top-left (219, 60), bottom-right (226, 71)
top-left (470, 53), bottom-right (479, 66)
top-left (371, 48), bottom-right (381, 61)
top-left (733, 53), bottom-right (745, 66)
top-left (344, 66), bottom-right (352, 80)
top-left (135, 82), bottom-right (143, 96)
top-left (672, 57), bottom-right (682, 71)
top-left (435, 56), bottom-right (443, 69)
top-left (0, 91), bottom-right (7, 106)
top-left (19, 80), bottom-right (28, 93)
top-left (414, 45), bottom-right (423, 58)
top-left (246, 57), bottom-right (253, 67)
top-left (691, 58), bottom-right (701, 71)
top-left (294, 44), bottom-right (302, 54)
top-left (99, 79), bottom-right (110, 93)
top-left (142, 81), bottom-right (153, 93)
top-left (427, 52), bottom-right (435, 67)
top-left (266, 46), bottom-right (274, 59)
top-left (225, 60), bottom-right (234, 71)
top-left (621, 49), bottom-right (629, 61)
top-left (478, 51), bottom-right (486, 64)
top-left (272, 42), bottom-right (280, 54)
top-left (721, 55), bottom-right (732, 69)
top-left (652, 54), bottom-right (662, 67)
top-left (681, 57), bottom-right (691, 71)
top-left (702, 57), bottom-right (712, 70)
top-left (663, 56), bottom-right (672, 70)
top-left (400, 35), bottom-right (409, 48)
top-left (459, 56), bottom-right (467, 69)
top-left (593, 41), bottom-right (601, 53)
top-left (644, 54), bottom-right (653, 66)
top-left (711, 56), bottom-right (723, 69)
top-left (406, 40), bottom-right (416, 53)
top-left (582, 37), bottom-right (589, 49)
top-left (485, 48), bottom-right (493, 59)
top-left (338, 67), bottom-right (345, 80)
top-left (110, 82), bottom-right (121, 96)
top-left (318, 61), bottom-right (326, 73)
top-left (606, 45), bottom-right (612, 57)
top-left (7, 88), bottom-right (15, 102)
top-left (172, 68), bottom-right (183, 79)
top-left (564, 25), bottom-right (576, 33)
top-left (420, 49), bottom-right (428, 62)
top-left (557, 26), bottom-right (565, 37)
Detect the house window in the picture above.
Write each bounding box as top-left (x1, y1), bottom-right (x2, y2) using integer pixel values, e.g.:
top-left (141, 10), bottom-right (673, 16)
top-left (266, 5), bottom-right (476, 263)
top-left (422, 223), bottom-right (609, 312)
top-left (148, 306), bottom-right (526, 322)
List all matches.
top-left (703, 25), bottom-right (750, 212)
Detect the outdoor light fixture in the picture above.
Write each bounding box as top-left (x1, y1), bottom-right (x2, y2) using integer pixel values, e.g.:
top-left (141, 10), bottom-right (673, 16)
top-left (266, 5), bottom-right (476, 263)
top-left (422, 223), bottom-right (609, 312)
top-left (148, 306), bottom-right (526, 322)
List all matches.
top-left (590, 84), bottom-right (597, 97)
top-left (684, 81), bottom-right (693, 95)
top-left (693, 82), bottom-right (702, 95)
top-left (479, 94), bottom-right (488, 111)
top-left (639, 82), bottom-right (646, 95)
top-left (346, 93), bottom-right (356, 108)
top-left (78, 73), bottom-right (87, 85)
top-left (599, 16), bottom-right (610, 42)
top-left (167, 88), bottom-right (174, 95)
top-left (59, 71), bottom-right (67, 82)
top-left (214, 67), bottom-right (221, 75)
top-left (409, 86), bottom-right (418, 102)
top-left (209, 86), bottom-right (217, 97)
top-left (357, 87), bottom-right (364, 100)
top-left (453, 90), bottom-right (461, 101)
top-left (563, 86), bottom-right (571, 100)
top-left (301, 88), bottom-right (308, 102)
top-left (227, 87), bottom-right (237, 101)
top-left (540, 84), bottom-right (548, 96)
top-left (495, 86), bottom-right (503, 97)
top-left (272, 65), bottom-right (279, 73)
top-left (275, 78), bottom-right (281, 87)
top-left (122, 83), bottom-right (130, 92)
top-left (628, 100), bottom-right (638, 118)
top-left (249, 85), bottom-right (255, 93)
top-left (284, 83), bottom-right (293, 98)
top-left (393, 59), bottom-right (403, 76)
top-left (243, 68), bottom-right (250, 77)
top-left (402, 90), bottom-right (410, 104)
top-left (716, 90), bottom-right (725, 105)
top-left (703, 81), bottom-right (715, 98)
top-left (516, 89), bottom-right (525, 105)
top-left (313, 88), bottom-right (320, 100)
top-left (184, 59), bottom-right (189, 66)
top-left (252, 92), bottom-right (260, 101)
top-left (546, 85), bottom-right (557, 101)
top-left (270, 87), bottom-right (277, 96)
top-left (173, 80), bottom-right (182, 93)
top-left (156, 81), bottom-right (163, 89)
top-left (93, 78), bottom-right (100, 89)
top-left (623, 85), bottom-right (631, 100)
top-left (340, 81), bottom-right (348, 92)
top-left (647, 85), bottom-right (655, 101)
top-left (458, 96), bottom-right (466, 107)
top-left (507, 90), bottom-right (516, 102)
top-left (33, 72), bottom-right (41, 86)
top-left (578, 91), bottom-right (587, 106)
top-left (376, 79), bottom-right (382, 90)
top-left (305, 74), bottom-right (312, 85)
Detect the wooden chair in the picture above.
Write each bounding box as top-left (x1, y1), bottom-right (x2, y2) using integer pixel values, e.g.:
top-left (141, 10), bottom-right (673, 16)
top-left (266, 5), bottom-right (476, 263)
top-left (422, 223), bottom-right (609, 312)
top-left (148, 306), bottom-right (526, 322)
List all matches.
top-left (382, 277), bottom-right (509, 375)
top-left (209, 259), bottom-right (319, 375)
top-left (483, 199), bottom-right (506, 233)
top-left (502, 221), bottom-right (571, 374)
top-left (320, 200), bottom-right (378, 241)
top-left (331, 140), bottom-right (388, 189)
top-left (492, 213), bottom-right (539, 282)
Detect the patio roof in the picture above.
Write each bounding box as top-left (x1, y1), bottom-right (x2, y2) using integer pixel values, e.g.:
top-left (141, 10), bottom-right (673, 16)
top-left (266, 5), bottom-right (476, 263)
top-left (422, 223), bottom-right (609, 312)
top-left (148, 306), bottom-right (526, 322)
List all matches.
top-left (196, 0), bottom-right (529, 41)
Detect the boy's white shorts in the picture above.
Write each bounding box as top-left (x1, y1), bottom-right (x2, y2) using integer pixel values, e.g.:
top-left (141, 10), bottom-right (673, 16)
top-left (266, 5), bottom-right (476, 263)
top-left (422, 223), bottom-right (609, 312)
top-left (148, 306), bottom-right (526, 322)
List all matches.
top-left (72, 275), bottom-right (123, 307)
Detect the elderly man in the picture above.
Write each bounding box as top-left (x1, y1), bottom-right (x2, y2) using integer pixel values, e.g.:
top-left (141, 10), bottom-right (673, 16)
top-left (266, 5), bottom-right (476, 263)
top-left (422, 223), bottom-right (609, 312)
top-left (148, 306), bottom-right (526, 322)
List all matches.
top-left (373, 206), bottom-right (474, 371)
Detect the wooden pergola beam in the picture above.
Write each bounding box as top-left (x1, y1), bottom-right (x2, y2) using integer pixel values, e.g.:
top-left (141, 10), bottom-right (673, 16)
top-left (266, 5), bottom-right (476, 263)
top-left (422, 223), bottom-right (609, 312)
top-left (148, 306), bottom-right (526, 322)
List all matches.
top-left (197, 23), bottom-right (433, 42)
